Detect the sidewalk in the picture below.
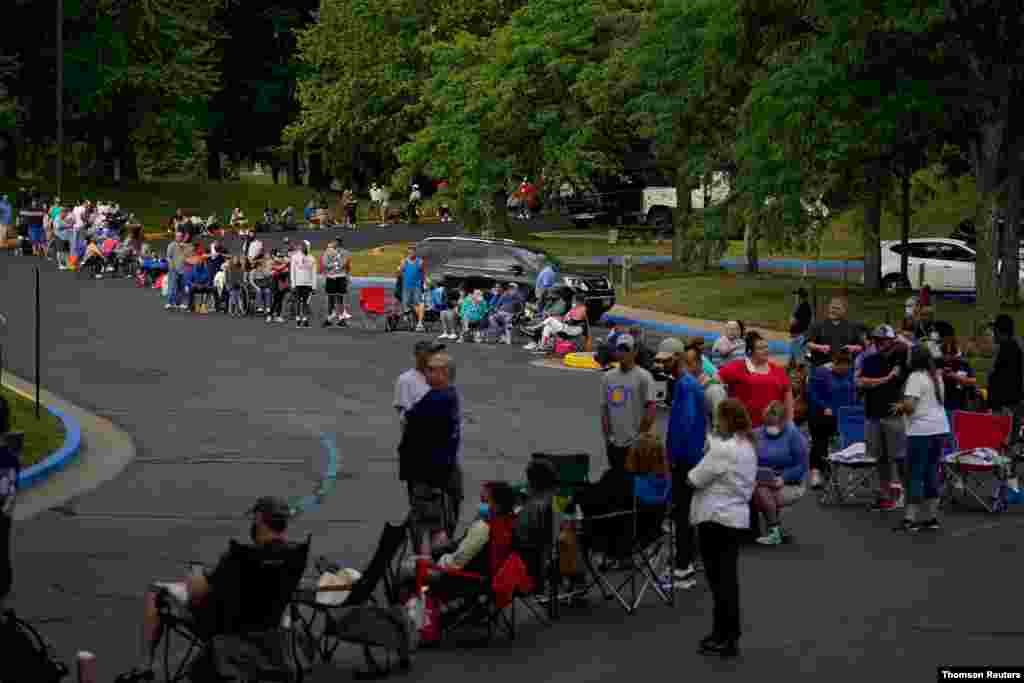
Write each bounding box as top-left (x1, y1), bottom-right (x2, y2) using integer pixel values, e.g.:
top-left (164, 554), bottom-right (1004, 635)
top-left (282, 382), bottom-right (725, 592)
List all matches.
top-left (3, 373), bottom-right (136, 521)
top-left (603, 304), bottom-right (793, 358)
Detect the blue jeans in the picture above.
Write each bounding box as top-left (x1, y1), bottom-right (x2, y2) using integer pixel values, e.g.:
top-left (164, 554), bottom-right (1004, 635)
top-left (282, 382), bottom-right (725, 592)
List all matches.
top-left (789, 335), bottom-right (806, 366)
top-left (166, 272), bottom-right (183, 306)
top-left (906, 434), bottom-right (944, 503)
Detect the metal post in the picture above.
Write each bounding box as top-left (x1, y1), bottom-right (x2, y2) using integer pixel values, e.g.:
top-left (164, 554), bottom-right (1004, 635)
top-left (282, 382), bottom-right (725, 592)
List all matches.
top-left (57, 0), bottom-right (64, 200)
top-left (35, 266), bottom-right (41, 419)
top-left (608, 257), bottom-right (613, 288)
top-left (918, 262), bottom-right (925, 290)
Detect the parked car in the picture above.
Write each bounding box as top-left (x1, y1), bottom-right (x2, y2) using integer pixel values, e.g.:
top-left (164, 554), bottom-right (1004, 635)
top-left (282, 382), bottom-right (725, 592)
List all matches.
top-left (415, 236), bottom-right (616, 323)
top-left (561, 170), bottom-right (677, 236)
top-left (881, 237), bottom-right (1024, 291)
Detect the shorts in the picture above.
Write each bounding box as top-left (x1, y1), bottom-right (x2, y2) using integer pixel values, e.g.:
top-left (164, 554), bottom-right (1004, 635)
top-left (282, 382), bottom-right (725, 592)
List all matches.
top-left (402, 287), bottom-right (423, 308)
top-left (30, 226), bottom-right (45, 245)
top-left (325, 277), bottom-right (348, 295)
top-left (865, 417), bottom-right (906, 462)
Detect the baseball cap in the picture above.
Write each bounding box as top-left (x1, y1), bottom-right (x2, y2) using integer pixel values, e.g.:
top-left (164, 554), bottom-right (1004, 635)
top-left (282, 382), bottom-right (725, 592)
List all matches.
top-left (654, 337), bottom-right (685, 360)
top-left (414, 340), bottom-right (446, 354)
top-left (870, 324), bottom-right (896, 339)
top-left (615, 333), bottom-right (636, 351)
top-left (248, 496), bottom-right (292, 524)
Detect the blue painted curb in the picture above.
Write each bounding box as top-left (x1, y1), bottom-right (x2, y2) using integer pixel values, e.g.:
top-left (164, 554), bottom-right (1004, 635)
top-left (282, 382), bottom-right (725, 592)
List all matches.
top-left (601, 314), bottom-right (793, 356)
top-left (17, 404), bottom-right (82, 489)
top-left (567, 254), bottom-right (865, 271)
top-left (350, 276), bottom-right (397, 287)
top-left (288, 433), bottom-right (340, 517)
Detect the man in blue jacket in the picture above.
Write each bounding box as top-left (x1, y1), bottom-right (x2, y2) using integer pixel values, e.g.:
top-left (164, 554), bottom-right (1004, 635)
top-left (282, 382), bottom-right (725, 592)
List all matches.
top-left (398, 352), bottom-right (463, 552)
top-left (666, 346), bottom-right (707, 586)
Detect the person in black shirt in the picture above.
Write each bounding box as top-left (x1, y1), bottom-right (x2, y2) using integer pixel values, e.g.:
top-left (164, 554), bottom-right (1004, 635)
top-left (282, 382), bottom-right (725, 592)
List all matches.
top-left (856, 325), bottom-right (909, 510)
top-left (988, 314), bottom-right (1024, 416)
top-left (805, 297), bottom-right (865, 367)
top-left (789, 288), bottom-right (813, 367)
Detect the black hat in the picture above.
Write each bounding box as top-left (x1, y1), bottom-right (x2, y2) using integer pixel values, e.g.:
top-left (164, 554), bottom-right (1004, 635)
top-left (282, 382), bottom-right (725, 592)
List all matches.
top-left (414, 340), bottom-right (445, 354)
top-left (794, 287), bottom-right (809, 297)
top-left (249, 496), bottom-right (292, 525)
top-left (992, 314), bottom-right (1015, 337)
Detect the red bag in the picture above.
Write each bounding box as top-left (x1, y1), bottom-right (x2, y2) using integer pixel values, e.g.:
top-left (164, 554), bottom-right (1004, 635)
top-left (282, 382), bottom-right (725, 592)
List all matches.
top-left (419, 593), bottom-right (442, 645)
top-left (493, 552), bottom-right (533, 609)
top-left (554, 340), bottom-right (577, 356)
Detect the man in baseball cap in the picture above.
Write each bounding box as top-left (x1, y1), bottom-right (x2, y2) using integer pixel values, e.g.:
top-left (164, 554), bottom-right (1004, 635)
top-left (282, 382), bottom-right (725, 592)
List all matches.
top-left (395, 340), bottom-right (446, 428)
top-left (601, 332), bottom-right (657, 471)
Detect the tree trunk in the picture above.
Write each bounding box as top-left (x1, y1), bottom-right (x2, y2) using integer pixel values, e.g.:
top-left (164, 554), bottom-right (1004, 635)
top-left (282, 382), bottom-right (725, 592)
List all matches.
top-left (119, 135), bottom-right (139, 182)
top-left (290, 148), bottom-right (302, 185)
top-left (0, 131), bottom-right (17, 179)
top-left (743, 214), bottom-right (758, 273)
top-left (308, 151), bottom-right (325, 190)
top-left (271, 164), bottom-right (280, 184)
top-left (672, 167), bottom-right (692, 265)
top-left (900, 170), bottom-right (910, 282)
top-left (863, 161), bottom-right (884, 291)
top-left (207, 142), bottom-right (223, 181)
top-left (999, 172), bottom-right (1021, 304)
top-left (970, 121), bottom-right (1007, 324)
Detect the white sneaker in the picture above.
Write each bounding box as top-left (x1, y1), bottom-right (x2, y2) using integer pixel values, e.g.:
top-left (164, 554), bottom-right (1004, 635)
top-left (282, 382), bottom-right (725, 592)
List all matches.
top-left (416, 323), bottom-right (425, 332)
top-left (473, 332), bottom-right (482, 343)
top-left (524, 342), bottom-right (538, 351)
top-left (341, 311), bottom-right (353, 320)
top-left (275, 316), bottom-right (285, 323)
top-left (891, 486), bottom-right (905, 509)
top-left (266, 315), bottom-right (273, 323)
top-left (503, 333), bottom-right (512, 345)
top-left (178, 304), bottom-right (188, 311)
top-left (438, 333), bottom-right (449, 340)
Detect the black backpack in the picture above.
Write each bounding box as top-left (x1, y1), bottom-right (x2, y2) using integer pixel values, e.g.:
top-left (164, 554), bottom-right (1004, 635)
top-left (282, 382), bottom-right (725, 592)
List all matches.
top-left (0, 609), bottom-right (68, 683)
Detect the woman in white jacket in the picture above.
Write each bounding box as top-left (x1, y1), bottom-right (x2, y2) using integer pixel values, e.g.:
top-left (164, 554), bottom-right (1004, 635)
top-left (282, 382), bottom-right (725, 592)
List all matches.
top-left (290, 240), bottom-right (317, 328)
top-left (688, 398), bottom-right (757, 658)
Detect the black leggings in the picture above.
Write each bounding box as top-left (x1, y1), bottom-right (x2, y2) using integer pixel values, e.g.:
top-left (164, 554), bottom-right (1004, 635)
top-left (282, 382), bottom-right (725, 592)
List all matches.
top-left (809, 412), bottom-right (837, 471)
top-left (271, 287), bottom-right (289, 318)
top-left (293, 285), bottom-right (313, 318)
top-left (699, 521), bottom-right (742, 642)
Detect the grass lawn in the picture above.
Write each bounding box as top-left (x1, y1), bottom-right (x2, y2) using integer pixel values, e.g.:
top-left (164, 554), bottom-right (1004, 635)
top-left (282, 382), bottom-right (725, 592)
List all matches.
top-left (2, 386), bottom-right (66, 468)
top-left (0, 173), bottom-right (409, 235)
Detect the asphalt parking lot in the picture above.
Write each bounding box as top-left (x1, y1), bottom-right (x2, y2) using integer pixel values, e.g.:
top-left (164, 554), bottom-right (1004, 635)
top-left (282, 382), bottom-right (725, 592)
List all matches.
top-left (2, 231), bottom-right (1023, 682)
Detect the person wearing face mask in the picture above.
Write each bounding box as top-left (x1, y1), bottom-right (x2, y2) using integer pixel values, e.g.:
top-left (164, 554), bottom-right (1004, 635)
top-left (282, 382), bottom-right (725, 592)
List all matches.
top-left (432, 482), bottom-right (517, 573)
top-left (751, 402), bottom-right (809, 545)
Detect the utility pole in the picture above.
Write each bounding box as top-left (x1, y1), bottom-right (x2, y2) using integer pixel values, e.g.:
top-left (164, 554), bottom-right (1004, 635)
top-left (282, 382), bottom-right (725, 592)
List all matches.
top-left (57, 0), bottom-right (64, 200)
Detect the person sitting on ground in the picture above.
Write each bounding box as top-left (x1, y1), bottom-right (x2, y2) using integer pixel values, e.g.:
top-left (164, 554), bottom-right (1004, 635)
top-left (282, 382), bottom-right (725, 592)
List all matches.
top-left (806, 349), bottom-right (858, 488)
top-left (752, 401), bottom-right (809, 545)
top-left (712, 321), bottom-right (746, 365)
top-left (132, 497), bottom-right (303, 681)
top-left (459, 289), bottom-right (489, 343)
top-left (525, 294), bottom-right (587, 352)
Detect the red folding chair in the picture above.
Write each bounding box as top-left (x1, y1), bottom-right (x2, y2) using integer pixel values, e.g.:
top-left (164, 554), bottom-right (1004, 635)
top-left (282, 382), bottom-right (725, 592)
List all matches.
top-left (358, 287), bottom-right (401, 330)
top-left (944, 411), bottom-right (1013, 513)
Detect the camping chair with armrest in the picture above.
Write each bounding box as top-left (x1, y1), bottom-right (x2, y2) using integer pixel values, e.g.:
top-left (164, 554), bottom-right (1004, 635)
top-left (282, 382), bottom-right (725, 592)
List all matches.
top-left (943, 410), bottom-right (1013, 513)
top-left (820, 406), bottom-right (877, 506)
top-left (290, 522), bottom-right (412, 680)
top-left (555, 316), bottom-right (591, 352)
top-left (152, 536), bottom-right (311, 683)
top-left (576, 472), bottom-right (673, 615)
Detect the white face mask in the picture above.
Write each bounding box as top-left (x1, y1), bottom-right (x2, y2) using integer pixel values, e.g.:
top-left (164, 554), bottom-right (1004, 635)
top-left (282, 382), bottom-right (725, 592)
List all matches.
top-left (765, 426), bottom-right (782, 436)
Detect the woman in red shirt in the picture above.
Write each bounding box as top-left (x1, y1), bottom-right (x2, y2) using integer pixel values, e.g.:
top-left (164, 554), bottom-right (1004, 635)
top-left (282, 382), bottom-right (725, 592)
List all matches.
top-left (718, 331), bottom-right (794, 427)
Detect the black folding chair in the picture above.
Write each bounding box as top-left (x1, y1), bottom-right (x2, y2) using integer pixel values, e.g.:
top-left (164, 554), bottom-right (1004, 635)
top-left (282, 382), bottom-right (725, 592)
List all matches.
top-left (150, 536), bottom-right (311, 683)
top-left (577, 474), bottom-right (674, 614)
top-left (290, 523), bottom-right (411, 680)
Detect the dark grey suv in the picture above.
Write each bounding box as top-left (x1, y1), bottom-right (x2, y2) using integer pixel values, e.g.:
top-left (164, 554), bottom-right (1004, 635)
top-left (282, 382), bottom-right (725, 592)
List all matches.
top-left (415, 236), bottom-right (616, 323)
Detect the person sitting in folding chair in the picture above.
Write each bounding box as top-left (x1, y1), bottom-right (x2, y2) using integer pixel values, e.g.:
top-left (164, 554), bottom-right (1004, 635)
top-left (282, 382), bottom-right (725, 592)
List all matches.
top-left (428, 482), bottom-right (518, 575)
top-left (126, 496), bottom-right (304, 682)
top-left (752, 401), bottom-right (808, 545)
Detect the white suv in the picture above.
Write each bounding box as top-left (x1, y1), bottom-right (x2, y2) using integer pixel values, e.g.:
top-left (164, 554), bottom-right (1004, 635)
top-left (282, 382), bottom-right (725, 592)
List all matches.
top-left (880, 237), bottom-right (1024, 292)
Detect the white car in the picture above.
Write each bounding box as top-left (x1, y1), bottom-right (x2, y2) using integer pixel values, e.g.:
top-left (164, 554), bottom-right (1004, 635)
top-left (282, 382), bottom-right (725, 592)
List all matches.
top-left (880, 237), bottom-right (1022, 292)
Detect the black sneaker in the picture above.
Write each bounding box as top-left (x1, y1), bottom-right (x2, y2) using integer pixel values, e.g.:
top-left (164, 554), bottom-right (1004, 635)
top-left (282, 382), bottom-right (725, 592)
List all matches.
top-left (322, 319), bottom-right (334, 328)
top-left (915, 518), bottom-right (940, 531)
top-left (893, 519), bottom-right (918, 533)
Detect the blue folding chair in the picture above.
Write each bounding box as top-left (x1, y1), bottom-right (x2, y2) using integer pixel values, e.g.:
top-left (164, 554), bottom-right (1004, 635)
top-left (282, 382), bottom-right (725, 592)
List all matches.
top-left (820, 405), bottom-right (877, 505)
